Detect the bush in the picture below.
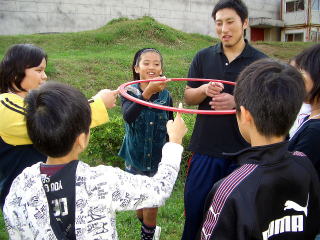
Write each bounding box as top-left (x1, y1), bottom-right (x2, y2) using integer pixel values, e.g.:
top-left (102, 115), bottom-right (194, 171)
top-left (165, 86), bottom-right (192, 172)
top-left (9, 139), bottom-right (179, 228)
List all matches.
top-left (82, 115), bottom-right (125, 167)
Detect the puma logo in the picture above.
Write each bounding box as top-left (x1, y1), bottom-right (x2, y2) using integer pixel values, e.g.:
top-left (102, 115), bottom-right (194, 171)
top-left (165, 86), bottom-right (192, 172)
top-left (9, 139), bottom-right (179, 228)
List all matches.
top-left (284, 194), bottom-right (309, 216)
top-left (201, 229), bottom-right (211, 240)
top-left (263, 194), bottom-right (309, 239)
top-left (200, 206), bottom-right (220, 240)
top-left (208, 206), bottom-right (220, 220)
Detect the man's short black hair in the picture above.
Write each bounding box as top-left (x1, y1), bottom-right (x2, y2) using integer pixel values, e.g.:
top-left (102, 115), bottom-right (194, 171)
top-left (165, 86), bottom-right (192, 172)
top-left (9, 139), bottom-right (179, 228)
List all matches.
top-left (25, 82), bottom-right (91, 157)
top-left (212, 0), bottom-right (248, 23)
top-left (294, 43), bottom-right (320, 104)
top-left (234, 58), bottom-right (305, 137)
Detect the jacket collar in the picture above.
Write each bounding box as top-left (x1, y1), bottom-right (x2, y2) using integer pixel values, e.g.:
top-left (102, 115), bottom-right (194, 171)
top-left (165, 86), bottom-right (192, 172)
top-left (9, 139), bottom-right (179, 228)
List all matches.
top-left (224, 141), bottom-right (289, 166)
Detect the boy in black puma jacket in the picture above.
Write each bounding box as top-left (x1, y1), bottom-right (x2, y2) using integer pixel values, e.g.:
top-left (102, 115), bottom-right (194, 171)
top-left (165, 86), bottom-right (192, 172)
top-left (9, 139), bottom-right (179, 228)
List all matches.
top-left (197, 59), bottom-right (320, 240)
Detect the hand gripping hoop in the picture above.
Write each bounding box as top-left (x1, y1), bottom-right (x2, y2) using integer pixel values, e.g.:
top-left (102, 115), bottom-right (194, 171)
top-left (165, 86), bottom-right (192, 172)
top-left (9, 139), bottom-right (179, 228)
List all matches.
top-left (118, 78), bottom-right (236, 115)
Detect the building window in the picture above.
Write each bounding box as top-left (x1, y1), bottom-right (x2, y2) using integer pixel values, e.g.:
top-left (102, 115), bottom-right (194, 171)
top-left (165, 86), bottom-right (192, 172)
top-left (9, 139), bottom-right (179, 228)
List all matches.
top-left (286, 0), bottom-right (305, 12)
top-left (312, 0), bottom-right (320, 10)
top-left (285, 33), bottom-right (304, 41)
top-left (286, 1), bottom-right (295, 11)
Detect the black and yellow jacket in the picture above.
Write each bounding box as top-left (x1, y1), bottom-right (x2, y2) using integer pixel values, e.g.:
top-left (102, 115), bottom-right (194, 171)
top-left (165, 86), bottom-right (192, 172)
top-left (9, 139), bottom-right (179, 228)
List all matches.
top-left (0, 93), bottom-right (109, 208)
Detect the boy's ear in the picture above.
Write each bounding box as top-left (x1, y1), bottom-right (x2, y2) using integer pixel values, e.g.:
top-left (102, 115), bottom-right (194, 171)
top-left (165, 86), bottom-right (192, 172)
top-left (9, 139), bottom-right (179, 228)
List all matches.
top-left (240, 106), bottom-right (252, 123)
top-left (77, 132), bottom-right (89, 151)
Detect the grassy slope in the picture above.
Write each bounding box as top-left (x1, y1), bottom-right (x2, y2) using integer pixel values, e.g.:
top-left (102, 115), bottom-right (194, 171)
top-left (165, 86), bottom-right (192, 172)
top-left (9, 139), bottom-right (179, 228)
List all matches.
top-left (0, 16), bottom-right (313, 239)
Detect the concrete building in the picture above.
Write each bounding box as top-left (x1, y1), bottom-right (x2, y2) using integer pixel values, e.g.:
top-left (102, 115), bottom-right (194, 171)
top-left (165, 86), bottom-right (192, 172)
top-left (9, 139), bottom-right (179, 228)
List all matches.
top-left (0, 0), bottom-right (282, 39)
top-left (248, 0), bottom-right (284, 41)
top-left (281, 0), bottom-right (320, 42)
top-left (0, 0), bottom-right (318, 42)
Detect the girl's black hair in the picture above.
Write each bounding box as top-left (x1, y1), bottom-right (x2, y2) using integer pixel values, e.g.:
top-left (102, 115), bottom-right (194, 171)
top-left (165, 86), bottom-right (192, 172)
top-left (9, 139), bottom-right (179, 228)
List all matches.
top-left (294, 44), bottom-right (320, 104)
top-left (0, 44), bottom-right (47, 93)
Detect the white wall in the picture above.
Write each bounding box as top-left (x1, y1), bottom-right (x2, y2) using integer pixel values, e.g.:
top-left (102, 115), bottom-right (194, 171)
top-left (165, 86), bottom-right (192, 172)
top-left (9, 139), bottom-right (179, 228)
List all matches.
top-left (311, 10), bottom-right (320, 24)
top-left (283, 11), bottom-right (307, 25)
top-left (0, 0), bottom-right (281, 36)
top-left (248, 0), bottom-right (281, 19)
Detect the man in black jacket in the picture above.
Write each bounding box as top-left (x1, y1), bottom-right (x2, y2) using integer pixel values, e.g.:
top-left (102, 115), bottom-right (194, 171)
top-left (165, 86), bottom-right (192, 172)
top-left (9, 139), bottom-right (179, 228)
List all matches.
top-left (198, 59), bottom-right (320, 240)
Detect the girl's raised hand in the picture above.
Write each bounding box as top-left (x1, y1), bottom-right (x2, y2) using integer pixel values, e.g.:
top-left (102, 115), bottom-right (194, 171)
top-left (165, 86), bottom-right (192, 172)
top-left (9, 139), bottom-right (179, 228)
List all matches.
top-left (148, 77), bottom-right (170, 92)
top-left (143, 76), bottom-right (171, 100)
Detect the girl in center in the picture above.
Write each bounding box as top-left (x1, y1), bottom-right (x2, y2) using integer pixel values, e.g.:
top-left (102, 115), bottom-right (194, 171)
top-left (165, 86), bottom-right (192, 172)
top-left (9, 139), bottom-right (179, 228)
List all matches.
top-left (119, 48), bottom-right (173, 240)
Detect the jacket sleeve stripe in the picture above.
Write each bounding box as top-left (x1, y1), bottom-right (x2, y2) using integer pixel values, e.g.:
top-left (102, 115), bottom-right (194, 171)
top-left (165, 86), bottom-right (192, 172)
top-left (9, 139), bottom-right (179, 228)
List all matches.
top-left (201, 164), bottom-right (258, 240)
top-left (5, 98), bottom-right (26, 111)
top-left (1, 100), bottom-right (25, 115)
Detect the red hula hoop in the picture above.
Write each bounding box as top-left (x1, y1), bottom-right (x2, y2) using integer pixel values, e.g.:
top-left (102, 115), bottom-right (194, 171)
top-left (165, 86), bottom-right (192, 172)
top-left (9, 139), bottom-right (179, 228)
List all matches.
top-left (118, 78), bottom-right (236, 115)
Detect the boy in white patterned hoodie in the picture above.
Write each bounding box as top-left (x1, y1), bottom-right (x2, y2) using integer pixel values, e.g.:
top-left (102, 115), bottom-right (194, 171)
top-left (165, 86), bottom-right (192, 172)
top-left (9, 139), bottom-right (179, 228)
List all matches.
top-left (4, 82), bottom-right (187, 240)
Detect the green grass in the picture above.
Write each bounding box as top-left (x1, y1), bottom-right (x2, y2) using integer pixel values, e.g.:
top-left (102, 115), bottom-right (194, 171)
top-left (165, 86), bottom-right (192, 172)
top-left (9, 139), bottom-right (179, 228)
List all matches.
top-left (116, 175), bottom-right (187, 239)
top-left (0, 213), bottom-right (6, 239)
top-left (0, 16), bottom-right (312, 239)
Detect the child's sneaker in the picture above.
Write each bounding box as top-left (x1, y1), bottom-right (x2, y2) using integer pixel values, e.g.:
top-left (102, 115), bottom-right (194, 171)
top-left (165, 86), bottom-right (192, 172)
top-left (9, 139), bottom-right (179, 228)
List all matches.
top-left (153, 226), bottom-right (161, 240)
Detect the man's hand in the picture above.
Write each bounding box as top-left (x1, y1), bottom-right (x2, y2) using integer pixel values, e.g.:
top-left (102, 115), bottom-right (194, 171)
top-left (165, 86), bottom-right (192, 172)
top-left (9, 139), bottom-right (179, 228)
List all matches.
top-left (167, 103), bottom-right (188, 144)
top-left (209, 93), bottom-right (235, 110)
top-left (95, 89), bottom-right (119, 109)
top-left (201, 81), bottom-right (224, 98)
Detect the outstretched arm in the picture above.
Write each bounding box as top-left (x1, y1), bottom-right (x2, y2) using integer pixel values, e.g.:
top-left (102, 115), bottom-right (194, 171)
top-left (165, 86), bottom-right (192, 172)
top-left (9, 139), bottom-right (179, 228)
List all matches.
top-left (108, 104), bottom-right (187, 211)
top-left (90, 89), bottom-right (118, 128)
top-left (0, 89), bottom-right (118, 145)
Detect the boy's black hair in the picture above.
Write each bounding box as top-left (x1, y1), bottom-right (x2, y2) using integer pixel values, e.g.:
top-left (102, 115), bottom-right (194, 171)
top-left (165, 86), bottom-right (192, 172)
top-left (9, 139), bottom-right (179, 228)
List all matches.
top-left (212, 0), bottom-right (248, 23)
top-left (0, 44), bottom-right (48, 93)
top-left (294, 43), bottom-right (320, 104)
top-left (25, 82), bottom-right (91, 158)
top-left (234, 58), bottom-right (305, 137)
top-left (132, 48), bottom-right (163, 80)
